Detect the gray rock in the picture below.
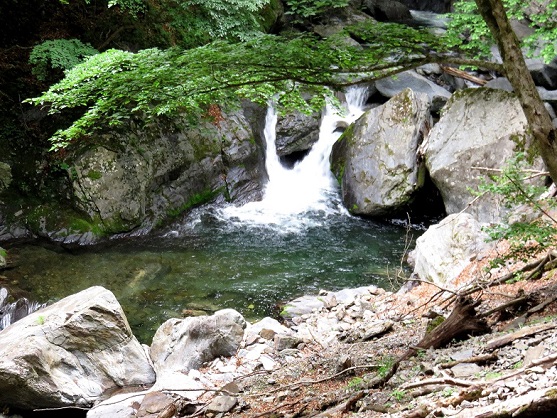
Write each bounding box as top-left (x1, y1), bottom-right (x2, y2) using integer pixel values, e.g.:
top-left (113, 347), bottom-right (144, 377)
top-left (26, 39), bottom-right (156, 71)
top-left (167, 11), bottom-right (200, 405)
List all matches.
top-left (331, 88), bottom-right (431, 216)
top-left (0, 286), bottom-right (155, 410)
top-left (527, 58), bottom-right (557, 90)
top-left (424, 88), bottom-right (538, 223)
top-left (538, 86), bottom-right (557, 104)
top-left (362, 0), bottom-right (412, 22)
top-left (150, 309), bottom-right (246, 376)
top-left (65, 106), bottom-right (266, 238)
top-left (280, 295), bottom-right (326, 318)
top-left (397, 0), bottom-right (453, 13)
top-left (451, 363), bottom-right (482, 378)
top-left (87, 392), bottom-right (145, 418)
top-left (410, 213), bottom-right (491, 286)
top-left (245, 316), bottom-right (290, 342)
top-left (375, 70), bottom-right (451, 112)
top-left (485, 77), bottom-right (514, 92)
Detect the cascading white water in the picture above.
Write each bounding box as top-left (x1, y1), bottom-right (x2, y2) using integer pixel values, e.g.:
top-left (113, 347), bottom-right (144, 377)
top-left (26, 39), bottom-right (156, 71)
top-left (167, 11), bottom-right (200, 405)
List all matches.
top-left (221, 86), bottom-right (368, 231)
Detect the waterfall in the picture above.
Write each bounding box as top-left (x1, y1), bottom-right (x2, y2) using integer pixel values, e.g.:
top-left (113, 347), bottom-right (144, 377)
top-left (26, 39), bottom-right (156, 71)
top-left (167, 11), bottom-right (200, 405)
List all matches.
top-left (220, 86), bottom-right (368, 231)
top-left (0, 287), bottom-right (45, 331)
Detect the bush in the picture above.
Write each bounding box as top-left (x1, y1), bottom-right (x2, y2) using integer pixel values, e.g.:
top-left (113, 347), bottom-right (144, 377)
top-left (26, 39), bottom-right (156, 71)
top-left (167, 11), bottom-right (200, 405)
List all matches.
top-left (29, 39), bottom-right (98, 82)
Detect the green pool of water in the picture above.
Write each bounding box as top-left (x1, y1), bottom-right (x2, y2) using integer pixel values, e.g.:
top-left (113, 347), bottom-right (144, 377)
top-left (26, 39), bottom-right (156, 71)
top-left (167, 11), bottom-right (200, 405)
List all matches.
top-left (4, 208), bottom-right (411, 343)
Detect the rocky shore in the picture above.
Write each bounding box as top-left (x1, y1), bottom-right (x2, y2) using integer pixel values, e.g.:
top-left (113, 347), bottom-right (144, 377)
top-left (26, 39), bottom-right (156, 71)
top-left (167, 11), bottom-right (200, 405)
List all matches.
top-left (1, 223), bottom-right (556, 417)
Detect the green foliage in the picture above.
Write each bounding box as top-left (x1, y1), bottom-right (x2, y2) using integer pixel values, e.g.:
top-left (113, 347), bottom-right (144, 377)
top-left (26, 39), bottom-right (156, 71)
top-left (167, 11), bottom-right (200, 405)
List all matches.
top-left (447, 0), bottom-right (557, 63)
top-left (285, 0), bottom-right (349, 21)
top-left (390, 389), bottom-right (406, 402)
top-left (29, 39), bottom-right (99, 82)
top-left (148, 0), bottom-right (270, 48)
top-left (475, 152), bottom-right (557, 269)
top-left (347, 376), bottom-right (364, 388)
top-left (377, 356), bottom-right (396, 378)
top-left (107, 0), bottom-right (146, 16)
top-left (26, 21), bottom-right (451, 151)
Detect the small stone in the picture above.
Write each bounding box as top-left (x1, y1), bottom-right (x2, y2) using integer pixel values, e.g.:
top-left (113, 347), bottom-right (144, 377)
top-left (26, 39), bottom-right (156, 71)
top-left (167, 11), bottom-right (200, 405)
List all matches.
top-left (451, 363), bottom-right (482, 378)
top-left (523, 344), bottom-right (545, 367)
top-left (259, 328), bottom-right (276, 340)
top-left (221, 381), bottom-right (241, 395)
top-left (206, 396), bottom-right (237, 414)
top-left (275, 335), bottom-right (302, 352)
top-left (260, 355), bottom-right (276, 371)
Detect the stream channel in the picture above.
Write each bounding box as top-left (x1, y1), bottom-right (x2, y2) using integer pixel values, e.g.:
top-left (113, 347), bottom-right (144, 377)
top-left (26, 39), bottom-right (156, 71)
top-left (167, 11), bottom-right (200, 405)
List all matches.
top-left (2, 87), bottom-right (415, 343)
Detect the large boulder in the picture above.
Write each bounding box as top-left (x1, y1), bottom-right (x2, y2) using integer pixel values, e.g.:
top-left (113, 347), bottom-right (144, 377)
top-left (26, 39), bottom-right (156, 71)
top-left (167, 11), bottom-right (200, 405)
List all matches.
top-left (410, 213), bottom-right (491, 287)
top-left (376, 70), bottom-right (452, 112)
top-left (275, 111), bottom-right (321, 157)
top-left (424, 88), bottom-right (535, 224)
top-left (0, 286), bottom-right (155, 410)
top-left (150, 309), bottom-right (246, 377)
top-left (331, 88), bottom-right (431, 216)
top-left (66, 106), bottom-right (266, 237)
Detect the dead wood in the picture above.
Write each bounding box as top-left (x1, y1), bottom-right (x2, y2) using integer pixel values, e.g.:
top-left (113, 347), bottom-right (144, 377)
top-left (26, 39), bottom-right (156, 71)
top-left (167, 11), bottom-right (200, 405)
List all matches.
top-left (485, 321), bottom-right (557, 351)
top-left (461, 252), bottom-right (557, 298)
top-left (412, 297), bottom-right (489, 353)
top-left (308, 391), bottom-right (365, 417)
top-left (451, 386), bottom-right (557, 417)
top-left (479, 296), bottom-right (531, 318)
top-left (441, 65), bottom-right (488, 85)
top-left (438, 352), bottom-right (499, 369)
top-left (401, 377), bottom-right (476, 390)
top-left (365, 297), bottom-right (489, 391)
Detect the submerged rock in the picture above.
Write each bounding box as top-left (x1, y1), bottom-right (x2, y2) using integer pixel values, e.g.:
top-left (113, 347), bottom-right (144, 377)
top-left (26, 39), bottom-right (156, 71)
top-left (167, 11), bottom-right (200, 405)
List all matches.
top-left (0, 286), bottom-right (155, 410)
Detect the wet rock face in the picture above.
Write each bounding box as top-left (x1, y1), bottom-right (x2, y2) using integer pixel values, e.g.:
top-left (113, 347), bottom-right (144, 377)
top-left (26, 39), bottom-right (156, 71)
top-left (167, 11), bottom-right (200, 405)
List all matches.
top-left (331, 88), bottom-right (431, 217)
top-left (0, 286), bottom-right (155, 410)
top-left (275, 111), bottom-right (321, 157)
top-left (66, 105), bottom-right (267, 238)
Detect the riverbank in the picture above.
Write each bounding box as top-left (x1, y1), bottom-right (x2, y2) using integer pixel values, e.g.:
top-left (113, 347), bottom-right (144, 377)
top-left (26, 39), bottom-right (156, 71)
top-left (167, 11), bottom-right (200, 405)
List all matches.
top-left (220, 243), bottom-right (557, 417)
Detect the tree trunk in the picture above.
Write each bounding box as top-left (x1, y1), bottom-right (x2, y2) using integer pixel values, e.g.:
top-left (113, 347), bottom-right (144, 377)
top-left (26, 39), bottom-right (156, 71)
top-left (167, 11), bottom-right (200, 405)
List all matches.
top-left (475, 0), bottom-right (557, 183)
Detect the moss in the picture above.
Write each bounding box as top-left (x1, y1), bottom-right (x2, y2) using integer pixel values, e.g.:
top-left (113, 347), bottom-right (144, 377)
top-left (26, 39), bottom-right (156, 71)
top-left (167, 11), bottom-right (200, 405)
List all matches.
top-left (546, 388), bottom-right (557, 399)
top-left (86, 170), bottom-right (102, 180)
top-left (167, 187), bottom-right (223, 218)
top-left (426, 316), bottom-right (445, 333)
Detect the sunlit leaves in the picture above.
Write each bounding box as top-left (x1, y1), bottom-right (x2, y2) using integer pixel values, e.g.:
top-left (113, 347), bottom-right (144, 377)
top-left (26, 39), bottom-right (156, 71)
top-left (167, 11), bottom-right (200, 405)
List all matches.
top-left (447, 0), bottom-right (557, 63)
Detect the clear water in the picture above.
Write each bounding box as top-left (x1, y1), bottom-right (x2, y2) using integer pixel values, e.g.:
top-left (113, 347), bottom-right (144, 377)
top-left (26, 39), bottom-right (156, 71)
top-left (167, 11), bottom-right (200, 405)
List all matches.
top-left (5, 210), bottom-right (408, 343)
top-left (2, 86), bottom-right (411, 343)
